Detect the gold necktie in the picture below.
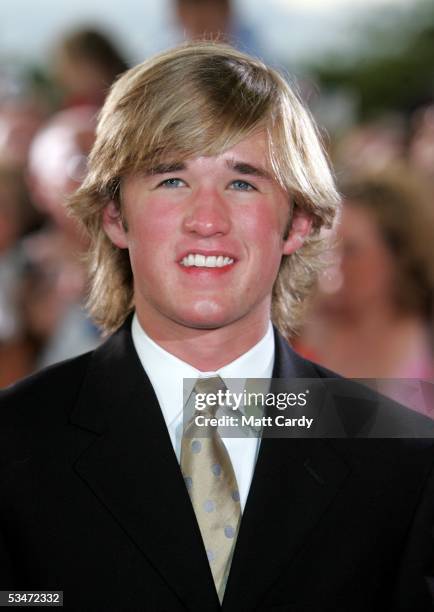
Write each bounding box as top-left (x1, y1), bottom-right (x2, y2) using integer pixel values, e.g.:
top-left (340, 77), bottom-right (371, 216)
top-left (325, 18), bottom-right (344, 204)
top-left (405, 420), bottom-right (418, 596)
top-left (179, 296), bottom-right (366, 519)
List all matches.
top-left (181, 376), bottom-right (241, 603)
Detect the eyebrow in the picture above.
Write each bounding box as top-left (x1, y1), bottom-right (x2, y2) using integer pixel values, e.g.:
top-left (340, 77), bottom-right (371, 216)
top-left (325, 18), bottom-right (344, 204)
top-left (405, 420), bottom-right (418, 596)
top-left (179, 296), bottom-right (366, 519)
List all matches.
top-left (145, 162), bottom-right (186, 175)
top-left (225, 159), bottom-right (271, 179)
top-left (143, 159), bottom-right (271, 179)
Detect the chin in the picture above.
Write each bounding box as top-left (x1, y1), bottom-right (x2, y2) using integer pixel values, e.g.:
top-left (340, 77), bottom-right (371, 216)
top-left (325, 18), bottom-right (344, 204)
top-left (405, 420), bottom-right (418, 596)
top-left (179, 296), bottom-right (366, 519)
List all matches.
top-left (175, 301), bottom-right (236, 330)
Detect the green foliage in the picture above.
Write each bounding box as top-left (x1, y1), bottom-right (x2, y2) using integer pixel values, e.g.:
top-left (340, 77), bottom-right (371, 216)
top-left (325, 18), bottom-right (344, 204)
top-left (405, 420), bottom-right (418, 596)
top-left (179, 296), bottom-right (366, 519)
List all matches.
top-left (309, 0), bottom-right (434, 119)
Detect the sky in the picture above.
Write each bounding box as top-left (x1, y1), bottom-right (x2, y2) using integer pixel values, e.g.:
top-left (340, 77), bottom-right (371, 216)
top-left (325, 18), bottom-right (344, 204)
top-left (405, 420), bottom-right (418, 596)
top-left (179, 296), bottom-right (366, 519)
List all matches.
top-left (1, 0), bottom-right (418, 67)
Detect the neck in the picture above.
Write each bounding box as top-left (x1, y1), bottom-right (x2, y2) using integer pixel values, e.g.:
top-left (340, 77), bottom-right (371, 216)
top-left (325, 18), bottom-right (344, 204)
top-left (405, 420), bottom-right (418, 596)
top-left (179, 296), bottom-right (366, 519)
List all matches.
top-left (135, 310), bottom-right (270, 371)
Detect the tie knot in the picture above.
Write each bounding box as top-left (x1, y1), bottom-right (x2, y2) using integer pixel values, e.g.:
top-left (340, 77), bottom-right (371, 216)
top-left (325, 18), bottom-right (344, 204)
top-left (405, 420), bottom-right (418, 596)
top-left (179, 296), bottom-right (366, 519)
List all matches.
top-left (193, 376), bottom-right (227, 418)
top-left (194, 376), bottom-right (227, 396)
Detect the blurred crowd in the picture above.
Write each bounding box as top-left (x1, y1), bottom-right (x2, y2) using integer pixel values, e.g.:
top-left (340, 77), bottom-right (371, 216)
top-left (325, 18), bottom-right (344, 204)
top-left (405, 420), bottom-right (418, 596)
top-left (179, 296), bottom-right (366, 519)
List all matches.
top-left (294, 108), bottom-right (434, 416)
top-left (0, 26), bottom-right (128, 387)
top-left (296, 106), bottom-right (434, 371)
top-left (0, 0), bottom-right (433, 404)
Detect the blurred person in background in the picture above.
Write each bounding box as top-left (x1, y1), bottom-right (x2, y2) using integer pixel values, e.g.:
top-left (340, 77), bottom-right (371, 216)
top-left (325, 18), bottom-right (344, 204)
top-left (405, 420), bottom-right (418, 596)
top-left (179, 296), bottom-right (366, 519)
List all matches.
top-left (297, 167), bottom-right (434, 383)
top-left (0, 103), bottom-right (47, 169)
top-left (52, 27), bottom-right (129, 109)
top-left (174, 0), bottom-right (265, 58)
top-left (0, 67), bottom-right (52, 169)
top-left (25, 105), bottom-right (101, 368)
top-left (0, 166), bottom-right (38, 386)
top-left (332, 116), bottom-right (407, 176)
top-left (409, 103), bottom-right (434, 180)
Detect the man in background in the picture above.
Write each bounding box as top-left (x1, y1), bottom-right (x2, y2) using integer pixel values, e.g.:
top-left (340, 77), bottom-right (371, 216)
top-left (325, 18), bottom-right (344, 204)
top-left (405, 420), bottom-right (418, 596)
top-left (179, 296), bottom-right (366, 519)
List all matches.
top-left (174, 0), bottom-right (265, 58)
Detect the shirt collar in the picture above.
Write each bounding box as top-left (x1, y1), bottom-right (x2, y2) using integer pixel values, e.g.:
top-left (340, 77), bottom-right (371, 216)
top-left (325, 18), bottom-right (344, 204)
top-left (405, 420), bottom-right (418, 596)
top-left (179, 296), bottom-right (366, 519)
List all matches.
top-left (131, 313), bottom-right (274, 428)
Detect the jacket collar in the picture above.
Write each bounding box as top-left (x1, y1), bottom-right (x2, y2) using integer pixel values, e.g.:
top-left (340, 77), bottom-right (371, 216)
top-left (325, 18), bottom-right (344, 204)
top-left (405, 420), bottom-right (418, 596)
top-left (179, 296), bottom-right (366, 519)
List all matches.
top-left (70, 320), bottom-right (350, 611)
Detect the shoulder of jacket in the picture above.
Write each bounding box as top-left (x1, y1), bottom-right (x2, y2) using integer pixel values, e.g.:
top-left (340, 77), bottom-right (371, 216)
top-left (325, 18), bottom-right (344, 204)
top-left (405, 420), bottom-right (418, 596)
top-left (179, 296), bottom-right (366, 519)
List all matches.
top-left (0, 351), bottom-right (93, 425)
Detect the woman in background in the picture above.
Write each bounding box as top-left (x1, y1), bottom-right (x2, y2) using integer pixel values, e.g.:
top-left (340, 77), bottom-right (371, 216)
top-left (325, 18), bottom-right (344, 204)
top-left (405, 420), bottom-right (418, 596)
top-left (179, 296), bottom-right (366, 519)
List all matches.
top-left (297, 167), bottom-right (434, 383)
top-left (52, 28), bottom-right (129, 109)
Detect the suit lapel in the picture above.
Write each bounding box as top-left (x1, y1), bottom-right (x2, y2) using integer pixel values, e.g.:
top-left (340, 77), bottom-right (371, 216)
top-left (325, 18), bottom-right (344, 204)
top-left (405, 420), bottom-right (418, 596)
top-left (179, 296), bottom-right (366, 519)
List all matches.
top-left (69, 322), bottom-right (350, 610)
top-left (222, 331), bottom-right (350, 611)
top-left (70, 323), bottom-right (220, 611)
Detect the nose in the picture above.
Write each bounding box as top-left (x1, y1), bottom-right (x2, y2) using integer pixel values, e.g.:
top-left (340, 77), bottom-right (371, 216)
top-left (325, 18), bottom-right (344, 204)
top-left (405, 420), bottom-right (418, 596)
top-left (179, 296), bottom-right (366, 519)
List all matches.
top-left (183, 187), bottom-right (231, 237)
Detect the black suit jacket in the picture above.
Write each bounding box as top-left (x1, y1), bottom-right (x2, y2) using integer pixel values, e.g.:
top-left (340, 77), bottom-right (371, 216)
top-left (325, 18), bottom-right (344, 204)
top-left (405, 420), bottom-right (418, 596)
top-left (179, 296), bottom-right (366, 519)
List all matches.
top-left (1, 322), bottom-right (434, 611)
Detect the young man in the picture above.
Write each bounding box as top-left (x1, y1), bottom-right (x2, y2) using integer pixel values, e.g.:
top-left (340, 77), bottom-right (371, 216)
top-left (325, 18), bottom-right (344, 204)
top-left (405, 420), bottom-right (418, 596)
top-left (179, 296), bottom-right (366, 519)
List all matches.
top-left (1, 43), bottom-right (433, 611)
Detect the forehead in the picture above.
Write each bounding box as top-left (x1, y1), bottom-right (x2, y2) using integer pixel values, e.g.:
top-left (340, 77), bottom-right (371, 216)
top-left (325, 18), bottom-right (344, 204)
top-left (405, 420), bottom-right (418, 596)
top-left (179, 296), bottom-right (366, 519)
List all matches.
top-left (146, 131), bottom-right (273, 174)
top-left (215, 131), bottom-right (269, 164)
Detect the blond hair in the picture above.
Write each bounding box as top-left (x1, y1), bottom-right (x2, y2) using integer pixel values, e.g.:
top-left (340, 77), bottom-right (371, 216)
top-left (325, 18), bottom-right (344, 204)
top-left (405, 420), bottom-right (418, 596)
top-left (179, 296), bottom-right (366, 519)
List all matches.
top-left (68, 41), bottom-right (340, 337)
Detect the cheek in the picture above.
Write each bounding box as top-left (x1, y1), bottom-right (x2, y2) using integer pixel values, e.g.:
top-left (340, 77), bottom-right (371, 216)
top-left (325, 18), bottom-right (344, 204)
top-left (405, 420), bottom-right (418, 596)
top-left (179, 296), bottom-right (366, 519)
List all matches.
top-left (244, 208), bottom-right (287, 277)
top-left (128, 200), bottom-right (180, 245)
top-left (343, 245), bottom-right (395, 297)
top-left (366, 250), bottom-right (395, 292)
top-left (126, 211), bottom-right (176, 275)
top-left (240, 203), bottom-right (286, 246)
top-left (226, 210), bottom-right (281, 314)
top-left (344, 252), bottom-right (373, 280)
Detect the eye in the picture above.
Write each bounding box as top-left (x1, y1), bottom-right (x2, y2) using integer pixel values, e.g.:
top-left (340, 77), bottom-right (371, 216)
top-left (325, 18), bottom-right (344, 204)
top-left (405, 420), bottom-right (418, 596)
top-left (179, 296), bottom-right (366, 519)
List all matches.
top-left (230, 179), bottom-right (256, 191)
top-left (158, 178), bottom-right (186, 188)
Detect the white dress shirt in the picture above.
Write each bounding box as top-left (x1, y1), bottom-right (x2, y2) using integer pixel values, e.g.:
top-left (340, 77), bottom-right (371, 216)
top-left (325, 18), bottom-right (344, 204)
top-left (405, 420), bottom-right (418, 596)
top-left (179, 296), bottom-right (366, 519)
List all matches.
top-left (131, 314), bottom-right (274, 511)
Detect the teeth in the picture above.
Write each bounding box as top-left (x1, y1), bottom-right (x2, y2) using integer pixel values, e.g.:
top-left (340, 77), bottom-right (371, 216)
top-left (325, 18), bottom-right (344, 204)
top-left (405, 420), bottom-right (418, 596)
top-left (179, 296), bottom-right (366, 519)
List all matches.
top-left (181, 254), bottom-right (235, 268)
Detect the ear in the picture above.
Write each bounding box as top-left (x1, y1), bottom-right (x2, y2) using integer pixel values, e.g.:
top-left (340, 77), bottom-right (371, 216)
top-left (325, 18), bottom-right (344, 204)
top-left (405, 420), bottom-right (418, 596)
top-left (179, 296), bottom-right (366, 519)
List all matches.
top-left (282, 208), bottom-right (313, 256)
top-left (102, 201), bottom-right (128, 249)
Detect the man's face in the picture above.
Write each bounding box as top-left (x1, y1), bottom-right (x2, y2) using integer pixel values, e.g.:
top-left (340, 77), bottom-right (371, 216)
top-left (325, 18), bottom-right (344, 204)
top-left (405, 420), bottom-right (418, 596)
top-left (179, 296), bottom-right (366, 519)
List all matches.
top-left (103, 132), bottom-right (311, 335)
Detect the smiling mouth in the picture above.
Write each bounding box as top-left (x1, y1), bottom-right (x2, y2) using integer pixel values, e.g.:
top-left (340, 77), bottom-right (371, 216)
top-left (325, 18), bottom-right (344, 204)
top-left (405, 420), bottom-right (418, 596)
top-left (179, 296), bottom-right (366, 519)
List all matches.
top-left (180, 254), bottom-right (235, 268)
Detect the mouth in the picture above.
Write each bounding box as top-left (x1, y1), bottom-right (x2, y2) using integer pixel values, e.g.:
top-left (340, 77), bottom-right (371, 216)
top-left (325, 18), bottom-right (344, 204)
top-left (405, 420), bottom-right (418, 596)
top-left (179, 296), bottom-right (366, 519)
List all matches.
top-left (179, 253), bottom-right (235, 269)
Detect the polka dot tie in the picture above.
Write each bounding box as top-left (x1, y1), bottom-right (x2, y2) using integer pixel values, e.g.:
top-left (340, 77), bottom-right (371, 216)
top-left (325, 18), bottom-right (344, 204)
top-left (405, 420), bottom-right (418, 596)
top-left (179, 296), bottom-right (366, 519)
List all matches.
top-left (181, 376), bottom-right (241, 603)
